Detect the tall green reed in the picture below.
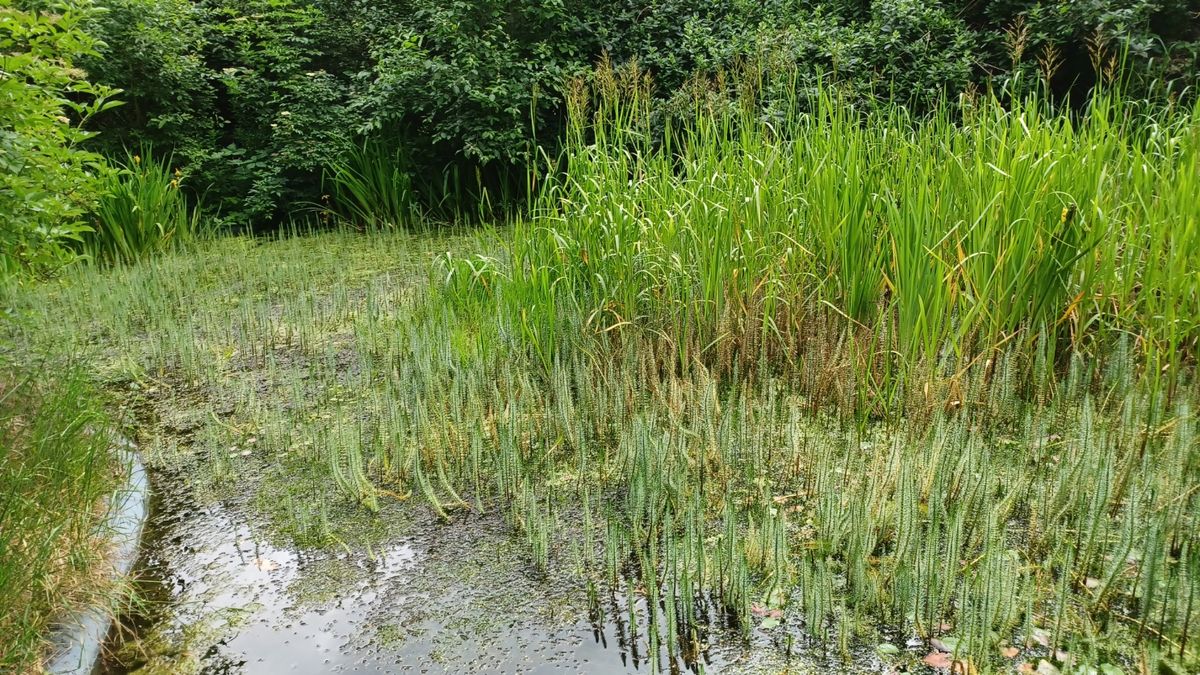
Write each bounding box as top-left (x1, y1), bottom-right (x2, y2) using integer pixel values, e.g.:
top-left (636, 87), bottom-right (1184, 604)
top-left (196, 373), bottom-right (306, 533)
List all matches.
top-left (324, 141), bottom-right (420, 230)
top-left (475, 70), bottom-right (1199, 411)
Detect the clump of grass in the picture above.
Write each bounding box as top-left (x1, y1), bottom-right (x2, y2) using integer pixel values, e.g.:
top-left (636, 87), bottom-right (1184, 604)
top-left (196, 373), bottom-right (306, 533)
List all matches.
top-left (0, 358), bottom-right (119, 669)
top-left (323, 141), bottom-right (421, 230)
top-left (88, 149), bottom-right (205, 264)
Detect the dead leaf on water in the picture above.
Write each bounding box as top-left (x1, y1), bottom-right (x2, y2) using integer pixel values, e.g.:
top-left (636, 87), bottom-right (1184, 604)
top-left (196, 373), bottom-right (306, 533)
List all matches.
top-left (750, 603), bottom-right (782, 619)
top-left (923, 651), bottom-right (952, 669)
top-left (1036, 659), bottom-right (1062, 675)
top-left (254, 557), bottom-right (280, 571)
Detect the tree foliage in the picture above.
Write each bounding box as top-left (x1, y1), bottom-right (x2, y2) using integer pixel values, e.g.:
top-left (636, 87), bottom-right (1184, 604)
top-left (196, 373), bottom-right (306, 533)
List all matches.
top-left (80, 0), bottom-right (1200, 226)
top-left (1, 0), bottom-right (119, 277)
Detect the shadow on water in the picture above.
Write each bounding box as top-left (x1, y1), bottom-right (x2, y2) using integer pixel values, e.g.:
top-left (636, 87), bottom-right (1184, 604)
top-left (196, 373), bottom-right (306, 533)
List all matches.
top-left (101, 467), bottom-right (882, 674)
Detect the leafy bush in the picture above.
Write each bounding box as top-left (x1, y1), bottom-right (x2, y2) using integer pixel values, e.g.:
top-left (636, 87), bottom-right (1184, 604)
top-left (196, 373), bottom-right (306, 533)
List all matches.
top-left (76, 0), bottom-right (215, 156)
top-left (0, 0), bottom-right (119, 278)
top-left (83, 0), bottom-right (358, 225)
top-left (963, 0), bottom-right (1200, 97)
top-left (88, 150), bottom-right (205, 264)
top-left (351, 0), bottom-right (602, 164)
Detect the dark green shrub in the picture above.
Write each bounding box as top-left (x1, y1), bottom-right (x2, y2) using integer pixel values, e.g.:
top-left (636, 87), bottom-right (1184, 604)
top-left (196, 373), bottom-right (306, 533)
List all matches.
top-left (84, 0), bottom-right (359, 226)
top-left (956, 1), bottom-right (1200, 99)
top-left (350, 0), bottom-right (603, 166)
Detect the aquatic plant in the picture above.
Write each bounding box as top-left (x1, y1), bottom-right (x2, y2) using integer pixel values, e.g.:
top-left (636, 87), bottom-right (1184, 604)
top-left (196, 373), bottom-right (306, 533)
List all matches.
top-left (88, 149), bottom-right (206, 265)
top-left (323, 141), bottom-right (421, 231)
top-left (463, 69), bottom-right (1200, 417)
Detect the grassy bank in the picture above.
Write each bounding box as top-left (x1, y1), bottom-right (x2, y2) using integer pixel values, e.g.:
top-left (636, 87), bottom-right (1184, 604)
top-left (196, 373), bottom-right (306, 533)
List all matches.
top-left (0, 357), bottom-right (120, 670)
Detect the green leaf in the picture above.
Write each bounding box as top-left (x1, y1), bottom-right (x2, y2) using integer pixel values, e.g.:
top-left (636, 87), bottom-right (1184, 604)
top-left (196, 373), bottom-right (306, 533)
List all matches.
top-left (876, 643), bottom-right (901, 656)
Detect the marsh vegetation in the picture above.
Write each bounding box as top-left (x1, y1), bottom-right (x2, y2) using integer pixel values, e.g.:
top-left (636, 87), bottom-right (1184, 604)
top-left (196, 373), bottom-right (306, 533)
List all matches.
top-left (3, 1), bottom-right (1200, 672)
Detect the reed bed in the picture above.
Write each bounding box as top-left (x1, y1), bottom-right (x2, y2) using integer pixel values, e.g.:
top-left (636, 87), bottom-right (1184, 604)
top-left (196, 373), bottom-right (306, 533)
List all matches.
top-left (450, 68), bottom-right (1200, 419)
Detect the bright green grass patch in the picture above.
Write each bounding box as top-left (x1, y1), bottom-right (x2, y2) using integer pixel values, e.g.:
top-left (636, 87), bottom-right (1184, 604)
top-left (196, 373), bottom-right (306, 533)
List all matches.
top-left (453, 74), bottom-right (1199, 416)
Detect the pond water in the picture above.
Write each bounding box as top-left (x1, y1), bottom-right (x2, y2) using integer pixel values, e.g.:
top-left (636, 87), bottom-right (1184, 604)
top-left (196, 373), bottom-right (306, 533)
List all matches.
top-left (102, 467), bottom-right (875, 674)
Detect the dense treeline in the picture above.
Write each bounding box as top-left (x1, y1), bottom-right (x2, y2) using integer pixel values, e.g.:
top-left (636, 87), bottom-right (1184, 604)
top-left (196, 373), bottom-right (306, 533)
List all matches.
top-left (81, 0), bottom-right (1200, 225)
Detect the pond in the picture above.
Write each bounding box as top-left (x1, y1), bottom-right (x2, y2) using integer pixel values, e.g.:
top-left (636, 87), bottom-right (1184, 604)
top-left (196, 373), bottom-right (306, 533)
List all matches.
top-left (11, 232), bottom-right (1182, 675)
top-left (102, 464), bottom-right (880, 674)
